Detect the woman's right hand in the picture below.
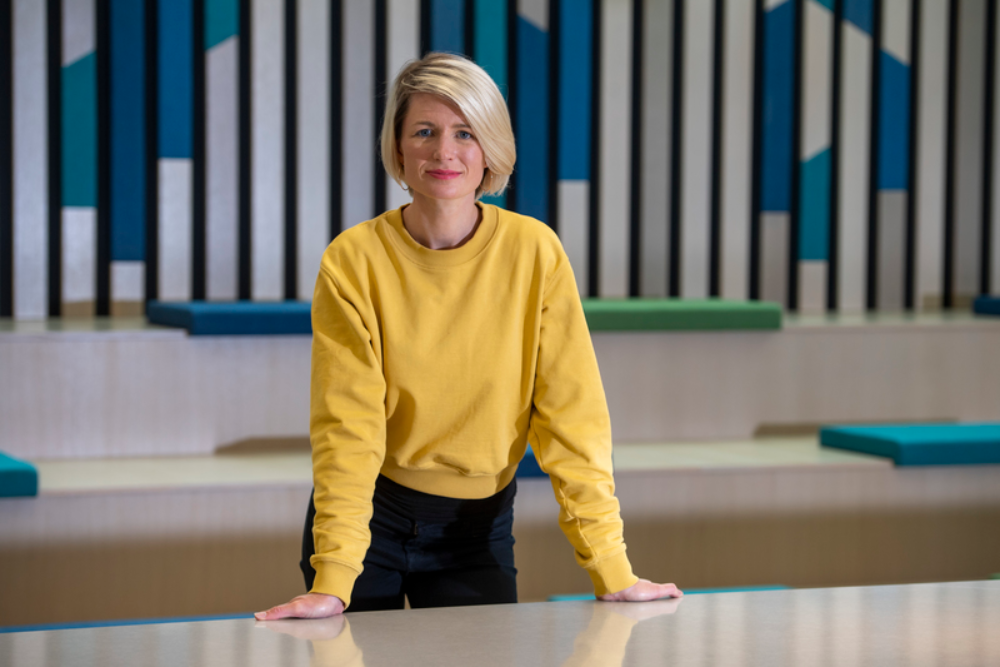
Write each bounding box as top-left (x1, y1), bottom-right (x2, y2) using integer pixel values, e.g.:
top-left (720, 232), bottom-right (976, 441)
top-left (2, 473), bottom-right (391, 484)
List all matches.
top-left (254, 592), bottom-right (345, 620)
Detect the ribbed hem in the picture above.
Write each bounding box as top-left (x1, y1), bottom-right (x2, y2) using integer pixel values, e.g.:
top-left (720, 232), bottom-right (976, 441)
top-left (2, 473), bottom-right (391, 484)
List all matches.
top-left (586, 551), bottom-right (639, 597)
top-left (381, 461), bottom-right (518, 501)
top-left (310, 560), bottom-right (361, 609)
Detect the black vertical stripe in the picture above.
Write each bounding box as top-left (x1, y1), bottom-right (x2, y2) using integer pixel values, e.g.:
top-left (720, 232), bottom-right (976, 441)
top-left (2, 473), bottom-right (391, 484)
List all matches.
top-left (943, 0), bottom-right (958, 309)
top-left (374, 0), bottom-right (387, 216)
top-left (587, 0), bottom-right (600, 297)
top-left (146, 0), bottom-right (160, 304)
top-left (465, 0), bottom-right (476, 58)
top-left (668, 0), bottom-right (684, 297)
top-left (708, 0), bottom-right (724, 298)
top-left (192, 0), bottom-right (206, 300)
top-left (787, 0), bottom-right (804, 311)
top-left (0, 0), bottom-right (12, 317)
top-left (420, 0), bottom-right (431, 56)
top-left (628, 0), bottom-right (642, 296)
top-left (865, 0), bottom-right (882, 312)
top-left (47, 0), bottom-right (62, 317)
top-left (904, 0), bottom-right (920, 310)
top-left (238, 0), bottom-right (251, 300)
top-left (981, 0), bottom-right (996, 296)
top-left (548, 0), bottom-right (560, 233)
top-left (750, 0), bottom-right (765, 301)
top-left (506, 0), bottom-right (518, 210)
top-left (284, 0), bottom-right (297, 300)
top-left (329, 0), bottom-right (343, 240)
top-left (827, 0), bottom-right (843, 311)
top-left (96, 0), bottom-right (112, 316)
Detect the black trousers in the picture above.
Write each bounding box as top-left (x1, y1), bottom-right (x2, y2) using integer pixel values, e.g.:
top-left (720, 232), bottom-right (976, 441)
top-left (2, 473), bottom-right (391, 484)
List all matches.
top-left (300, 475), bottom-right (518, 612)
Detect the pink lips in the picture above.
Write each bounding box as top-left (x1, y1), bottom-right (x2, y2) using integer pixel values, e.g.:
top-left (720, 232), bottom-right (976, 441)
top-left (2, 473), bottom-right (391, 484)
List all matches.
top-left (427, 169), bottom-right (462, 180)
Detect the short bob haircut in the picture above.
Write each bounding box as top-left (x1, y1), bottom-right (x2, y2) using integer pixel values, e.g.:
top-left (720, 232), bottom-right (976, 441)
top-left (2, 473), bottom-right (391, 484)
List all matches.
top-left (380, 52), bottom-right (516, 198)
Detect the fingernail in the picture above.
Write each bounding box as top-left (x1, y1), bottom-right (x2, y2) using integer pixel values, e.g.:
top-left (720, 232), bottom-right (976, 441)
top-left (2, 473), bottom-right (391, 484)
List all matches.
top-left (254, 612), bottom-right (266, 620)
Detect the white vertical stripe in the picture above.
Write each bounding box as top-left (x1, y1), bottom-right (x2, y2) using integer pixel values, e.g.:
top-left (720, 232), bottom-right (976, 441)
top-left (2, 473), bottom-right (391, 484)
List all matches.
top-left (882, 0), bottom-right (911, 65)
top-left (761, 212), bottom-right (788, 304)
top-left (251, 0), bottom-right (285, 301)
top-left (916, 0), bottom-right (947, 309)
top-left (8, 630), bottom-right (48, 667)
top-left (721, 0), bottom-right (755, 300)
top-left (640, 0), bottom-right (671, 297)
top-left (206, 37), bottom-right (239, 301)
top-left (838, 21), bottom-right (871, 313)
top-left (342, 0), bottom-right (375, 228)
top-left (159, 158), bottom-right (193, 301)
top-left (558, 180), bottom-right (589, 296)
top-left (802, 0), bottom-right (832, 160)
top-left (385, 0), bottom-right (420, 213)
top-left (12, 0), bottom-right (48, 320)
top-left (877, 191), bottom-right (906, 310)
top-left (62, 207), bottom-right (96, 304)
top-left (62, 0), bottom-right (95, 65)
top-left (297, 0), bottom-right (332, 300)
top-left (598, 0), bottom-right (631, 298)
top-left (680, 0), bottom-right (713, 298)
top-left (111, 260), bottom-right (145, 302)
top-left (799, 260), bottom-right (826, 314)
top-left (518, 0), bottom-right (548, 32)
top-left (953, 0), bottom-right (986, 302)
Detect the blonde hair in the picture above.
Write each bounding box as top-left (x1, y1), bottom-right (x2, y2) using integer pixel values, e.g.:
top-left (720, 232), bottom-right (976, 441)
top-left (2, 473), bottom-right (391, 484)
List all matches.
top-left (380, 52), bottom-right (516, 198)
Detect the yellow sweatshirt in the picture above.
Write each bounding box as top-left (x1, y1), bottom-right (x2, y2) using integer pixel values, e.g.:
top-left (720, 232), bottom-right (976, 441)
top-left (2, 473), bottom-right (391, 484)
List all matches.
top-left (308, 203), bottom-right (638, 607)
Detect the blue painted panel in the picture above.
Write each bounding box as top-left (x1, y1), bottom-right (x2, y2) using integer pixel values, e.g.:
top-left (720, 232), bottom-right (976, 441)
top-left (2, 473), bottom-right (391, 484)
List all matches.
top-left (515, 16), bottom-right (549, 222)
top-left (475, 0), bottom-right (508, 208)
top-left (432, 0), bottom-right (465, 54)
top-left (111, 0), bottom-right (146, 261)
top-left (205, 0), bottom-right (238, 51)
top-left (799, 149), bottom-right (830, 260)
top-left (159, 0), bottom-right (193, 159)
top-left (761, 0), bottom-right (794, 213)
top-left (843, 0), bottom-right (872, 35)
top-left (62, 53), bottom-right (98, 208)
top-left (813, 0), bottom-right (834, 11)
top-left (558, 0), bottom-right (592, 181)
top-left (878, 51), bottom-right (910, 190)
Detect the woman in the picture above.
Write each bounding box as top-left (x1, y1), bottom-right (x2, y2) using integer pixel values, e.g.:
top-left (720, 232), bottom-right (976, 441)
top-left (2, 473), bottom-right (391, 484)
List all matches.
top-left (256, 53), bottom-right (681, 620)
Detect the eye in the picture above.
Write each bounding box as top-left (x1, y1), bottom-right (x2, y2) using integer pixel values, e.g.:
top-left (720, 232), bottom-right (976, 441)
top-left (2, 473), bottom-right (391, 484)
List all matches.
top-left (415, 128), bottom-right (432, 138)
top-left (457, 130), bottom-right (473, 140)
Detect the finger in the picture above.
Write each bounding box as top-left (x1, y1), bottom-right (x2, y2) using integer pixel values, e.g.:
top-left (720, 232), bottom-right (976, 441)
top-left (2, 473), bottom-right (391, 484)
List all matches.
top-left (254, 605), bottom-right (288, 621)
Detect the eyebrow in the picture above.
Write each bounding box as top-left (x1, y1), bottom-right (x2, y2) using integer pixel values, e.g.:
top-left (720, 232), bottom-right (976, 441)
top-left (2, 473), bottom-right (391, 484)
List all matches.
top-left (412, 120), bottom-right (472, 130)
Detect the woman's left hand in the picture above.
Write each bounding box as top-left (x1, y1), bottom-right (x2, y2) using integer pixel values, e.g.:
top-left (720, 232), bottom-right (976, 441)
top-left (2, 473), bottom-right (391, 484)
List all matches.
top-left (597, 579), bottom-right (683, 602)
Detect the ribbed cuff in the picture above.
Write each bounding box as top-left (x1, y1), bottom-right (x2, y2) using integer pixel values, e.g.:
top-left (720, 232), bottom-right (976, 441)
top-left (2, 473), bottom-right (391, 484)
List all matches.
top-left (310, 560), bottom-right (361, 609)
top-left (586, 551), bottom-right (639, 596)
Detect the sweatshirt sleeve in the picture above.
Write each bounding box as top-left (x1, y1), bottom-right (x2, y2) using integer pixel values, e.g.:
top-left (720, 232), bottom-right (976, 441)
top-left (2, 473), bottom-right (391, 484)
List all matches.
top-left (527, 259), bottom-right (639, 596)
top-left (308, 263), bottom-right (387, 608)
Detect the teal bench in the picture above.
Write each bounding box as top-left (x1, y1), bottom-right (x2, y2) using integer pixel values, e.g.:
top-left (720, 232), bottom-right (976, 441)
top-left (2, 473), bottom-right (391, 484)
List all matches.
top-left (147, 299), bottom-right (782, 336)
top-left (820, 423), bottom-right (1000, 466)
top-left (0, 451), bottom-right (38, 498)
top-left (973, 295), bottom-right (1000, 316)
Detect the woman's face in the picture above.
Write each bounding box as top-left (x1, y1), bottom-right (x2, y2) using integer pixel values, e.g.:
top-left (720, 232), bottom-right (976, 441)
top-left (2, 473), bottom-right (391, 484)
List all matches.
top-left (397, 93), bottom-right (487, 208)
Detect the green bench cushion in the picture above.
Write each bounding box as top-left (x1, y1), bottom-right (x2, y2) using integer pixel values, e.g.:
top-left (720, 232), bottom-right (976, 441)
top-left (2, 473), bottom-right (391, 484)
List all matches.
top-left (820, 423), bottom-right (1000, 466)
top-left (0, 451), bottom-right (38, 498)
top-left (581, 298), bottom-right (782, 331)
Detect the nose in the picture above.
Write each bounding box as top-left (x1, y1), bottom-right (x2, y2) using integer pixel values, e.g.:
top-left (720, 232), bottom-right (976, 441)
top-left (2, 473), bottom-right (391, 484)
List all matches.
top-left (432, 134), bottom-right (456, 160)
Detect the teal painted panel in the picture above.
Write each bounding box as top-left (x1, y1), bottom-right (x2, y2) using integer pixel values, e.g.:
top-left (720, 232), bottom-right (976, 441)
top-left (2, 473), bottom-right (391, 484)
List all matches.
top-left (475, 0), bottom-right (507, 209)
top-left (205, 0), bottom-right (238, 51)
top-left (799, 149), bottom-right (830, 261)
top-left (62, 52), bottom-right (98, 207)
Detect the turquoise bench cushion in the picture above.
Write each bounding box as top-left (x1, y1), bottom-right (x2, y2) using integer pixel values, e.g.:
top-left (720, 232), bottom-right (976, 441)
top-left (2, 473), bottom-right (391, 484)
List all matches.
top-left (147, 299), bottom-right (782, 335)
top-left (820, 423), bottom-right (1000, 466)
top-left (581, 298), bottom-right (782, 331)
top-left (147, 301), bottom-right (312, 336)
top-left (974, 295), bottom-right (1000, 316)
top-left (0, 451), bottom-right (38, 498)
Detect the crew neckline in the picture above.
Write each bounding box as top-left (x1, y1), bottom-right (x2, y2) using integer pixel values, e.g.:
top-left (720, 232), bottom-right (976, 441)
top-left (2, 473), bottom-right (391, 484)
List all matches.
top-left (385, 202), bottom-right (499, 268)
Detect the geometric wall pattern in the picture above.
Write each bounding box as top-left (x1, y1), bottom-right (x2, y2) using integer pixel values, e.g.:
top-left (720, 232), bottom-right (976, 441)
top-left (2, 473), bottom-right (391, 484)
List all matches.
top-left (1, 0), bottom-right (998, 319)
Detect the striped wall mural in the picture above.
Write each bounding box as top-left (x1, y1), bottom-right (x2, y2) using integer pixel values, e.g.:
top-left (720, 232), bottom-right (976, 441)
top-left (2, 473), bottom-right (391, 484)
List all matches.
top-left (1, 0), bottom-right (999, 320)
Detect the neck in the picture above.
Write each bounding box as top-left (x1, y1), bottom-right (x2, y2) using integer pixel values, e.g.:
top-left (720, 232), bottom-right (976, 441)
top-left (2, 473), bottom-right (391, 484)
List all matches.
top-left (402, 195), bottom-right (481, 250)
